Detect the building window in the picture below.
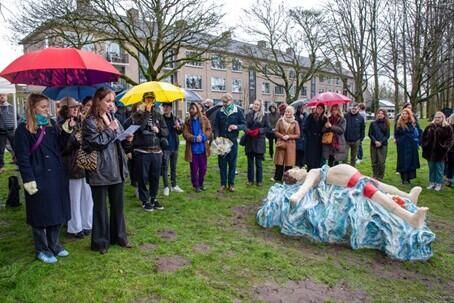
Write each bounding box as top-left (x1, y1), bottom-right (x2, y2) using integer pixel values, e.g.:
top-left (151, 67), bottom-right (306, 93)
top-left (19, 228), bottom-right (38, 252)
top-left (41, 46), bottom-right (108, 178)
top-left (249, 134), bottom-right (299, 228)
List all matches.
top-left (336, 77), bottom-right (340, 85)
top-left (319, 75), bottom-right (325, 83)
top-left (232, 58), bottom-right (242, 72)
top-left (233, 99), bottom-right (242, 105)
top-left (275, 85), bottom-right (285, 95)
top-left (232, 79), bottom-right (242, 93)
top-left (262, 82), bottom-right (270, 94)
top-left (211, 77), bottom-right (226, 91)
top-left (289, 69), bottom-right (296, 79)
top-left (185, 51), bottom-right (202, 67)
top-left (82, 43), bottom-right (96, 52)
top-left (185, 75), bottom-right (202, 90)
top-left (163, 49), bottom-right (176, 69)
top-left (318, 89), bottom-right (324, 94)
top-left (301, 86), bottom-right (307, 97)
top-left (211, 55), bottom-right (226, 70)
top-left (264, 101), bottom-right (271, 112)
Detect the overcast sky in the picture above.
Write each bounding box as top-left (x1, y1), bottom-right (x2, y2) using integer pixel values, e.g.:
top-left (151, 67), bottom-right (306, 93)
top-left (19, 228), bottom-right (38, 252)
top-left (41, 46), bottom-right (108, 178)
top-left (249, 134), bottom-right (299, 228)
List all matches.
top-left (0, 0), bottom-right (325, 70)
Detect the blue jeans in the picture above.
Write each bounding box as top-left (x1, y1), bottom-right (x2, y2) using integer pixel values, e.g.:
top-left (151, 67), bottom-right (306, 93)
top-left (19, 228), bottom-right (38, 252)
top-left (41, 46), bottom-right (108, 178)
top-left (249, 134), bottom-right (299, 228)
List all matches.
top-left (428, 161), bottom-right (445, 184)
top-left (218, 143), bottom-right (238, 186)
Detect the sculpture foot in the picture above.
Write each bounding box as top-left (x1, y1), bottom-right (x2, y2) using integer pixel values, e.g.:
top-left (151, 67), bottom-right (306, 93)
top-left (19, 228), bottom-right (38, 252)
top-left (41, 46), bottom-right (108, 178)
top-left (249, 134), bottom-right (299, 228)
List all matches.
top-left (408, 207), bottom-right (428, 229)
top-left (409, 186), bottom-right (422, 205)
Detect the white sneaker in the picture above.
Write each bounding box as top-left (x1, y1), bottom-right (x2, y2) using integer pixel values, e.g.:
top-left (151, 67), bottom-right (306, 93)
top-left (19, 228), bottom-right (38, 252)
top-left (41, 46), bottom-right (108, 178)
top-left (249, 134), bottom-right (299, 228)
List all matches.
top-left (434, 184), bottom-right (442, 191)
top-left (163, 187), bottom-right (170, 196)
top-left (356, 159), bottom-right (362, 165)
top-left (426, 183), bottom-right (435, 190)
top-left (171, 185), bottom-right (184, 193)
top-left (270, 177), bottom-right (275, 182)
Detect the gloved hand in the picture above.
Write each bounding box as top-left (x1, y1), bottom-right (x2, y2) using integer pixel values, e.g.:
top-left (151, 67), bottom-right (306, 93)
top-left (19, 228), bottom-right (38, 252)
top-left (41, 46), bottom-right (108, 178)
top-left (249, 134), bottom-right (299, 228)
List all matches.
top-left (24, 181), bottom-right (38, 195)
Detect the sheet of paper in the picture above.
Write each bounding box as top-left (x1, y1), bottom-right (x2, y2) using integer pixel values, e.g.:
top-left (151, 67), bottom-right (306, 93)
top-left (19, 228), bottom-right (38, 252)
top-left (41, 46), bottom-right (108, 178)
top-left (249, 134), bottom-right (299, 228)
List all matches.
top-left (116, 125), bottom-right (140, 141)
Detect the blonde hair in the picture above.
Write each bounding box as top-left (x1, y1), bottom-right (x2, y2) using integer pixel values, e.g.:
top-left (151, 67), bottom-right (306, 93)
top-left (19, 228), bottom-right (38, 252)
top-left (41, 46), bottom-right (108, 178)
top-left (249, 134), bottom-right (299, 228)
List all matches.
top-left (25, 94), bottom-right (50, 134)
top-left (396, 108), bottom-right (415, 130)
top-left (431, 111), bottom-right (450, 127)
top-left (221, 93), bottom-right (233, 102)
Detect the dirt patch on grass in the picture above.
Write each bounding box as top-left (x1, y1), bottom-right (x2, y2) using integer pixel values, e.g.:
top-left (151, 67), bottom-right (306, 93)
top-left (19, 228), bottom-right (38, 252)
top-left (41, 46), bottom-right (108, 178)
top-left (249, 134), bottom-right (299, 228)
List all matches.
top-left (158, 229), bottom-right (177, 241)
top-left (155, 255), bottom-right (190, 273)
top-left (140, 243), bottom-right (158, 251)
top-left (254, 279), bottom-right (369, 303)
top-left (193, 243), bottom-right (212, 254)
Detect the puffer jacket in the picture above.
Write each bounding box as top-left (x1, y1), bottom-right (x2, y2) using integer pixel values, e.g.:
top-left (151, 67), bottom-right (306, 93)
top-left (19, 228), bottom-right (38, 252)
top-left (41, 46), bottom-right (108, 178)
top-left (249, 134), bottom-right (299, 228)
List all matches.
top-left (82, 115), bottom-right (132, 186)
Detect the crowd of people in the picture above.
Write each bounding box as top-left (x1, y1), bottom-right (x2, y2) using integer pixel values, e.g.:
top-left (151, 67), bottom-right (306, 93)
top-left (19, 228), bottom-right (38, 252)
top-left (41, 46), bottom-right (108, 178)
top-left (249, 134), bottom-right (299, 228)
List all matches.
top-left (0, 88), bottom-right (453, 264)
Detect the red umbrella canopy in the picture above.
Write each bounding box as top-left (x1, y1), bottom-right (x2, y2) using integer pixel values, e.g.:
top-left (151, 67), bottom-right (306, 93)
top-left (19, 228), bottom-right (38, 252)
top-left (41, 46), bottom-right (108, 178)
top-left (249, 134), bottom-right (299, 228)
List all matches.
top-left (307, 92), bottom-right (352, 107)
top-left (0, 47), bottom-right (121, 86)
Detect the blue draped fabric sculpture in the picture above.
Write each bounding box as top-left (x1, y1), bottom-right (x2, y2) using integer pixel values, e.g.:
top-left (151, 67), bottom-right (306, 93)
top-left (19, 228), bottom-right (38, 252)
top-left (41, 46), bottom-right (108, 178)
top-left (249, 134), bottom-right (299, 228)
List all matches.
top-left (256, 165), bottom-right (435, 261)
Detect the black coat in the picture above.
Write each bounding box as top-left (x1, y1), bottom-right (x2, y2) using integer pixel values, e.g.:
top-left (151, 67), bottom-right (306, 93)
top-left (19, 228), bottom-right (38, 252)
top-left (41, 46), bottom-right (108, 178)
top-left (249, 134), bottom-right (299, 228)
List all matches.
top-left (421, 124), bottom-right (454, 162)
top-left (82, 115), bottom-right (132, 186)
top-left (244, 112), bottom-right (269, 155)
top-left (295, 112), bottom-right (307, 151)
top-left (345, 112), bottom-right (365, 142)
top-left (303, 113), bottom-right (327, 169)
top-left (15, 122), bottom-right (71, 227)
top-left (214, 105), bottom-right (246, 142)
top-left (58, 120), bottom-right (85, 179)
top-left (126, 110), bottom-right (169, 151)
top-left (395, 123), bottom-right (420, 172)
top-left (368, 120), bottom-right (390, 146)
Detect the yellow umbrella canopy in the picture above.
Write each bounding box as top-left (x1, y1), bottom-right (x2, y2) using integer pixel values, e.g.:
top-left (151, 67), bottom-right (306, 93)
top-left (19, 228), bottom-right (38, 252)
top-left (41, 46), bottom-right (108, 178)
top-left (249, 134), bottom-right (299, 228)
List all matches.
top-left (120, 81), bottom-right (185, 105)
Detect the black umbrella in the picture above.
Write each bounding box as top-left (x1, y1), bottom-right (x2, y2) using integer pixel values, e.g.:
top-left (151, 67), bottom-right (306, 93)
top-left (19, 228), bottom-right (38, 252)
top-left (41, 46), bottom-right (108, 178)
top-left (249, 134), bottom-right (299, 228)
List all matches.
top-left (289, 98), bottom-right (308, 109)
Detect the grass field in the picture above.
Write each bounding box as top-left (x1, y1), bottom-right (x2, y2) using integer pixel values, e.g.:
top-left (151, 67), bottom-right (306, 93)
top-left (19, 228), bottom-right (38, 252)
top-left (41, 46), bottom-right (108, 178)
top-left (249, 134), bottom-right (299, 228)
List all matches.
top-left (0, 119), bottom-right (453, 303)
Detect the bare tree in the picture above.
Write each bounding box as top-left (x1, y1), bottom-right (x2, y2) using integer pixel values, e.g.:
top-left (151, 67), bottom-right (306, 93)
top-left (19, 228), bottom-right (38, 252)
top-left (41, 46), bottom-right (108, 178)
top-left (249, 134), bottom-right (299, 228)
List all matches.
top-left (12, 0), bottom-right (229, 85)
top-left (321, 0), bottom-right (374, 104)
top-left (242, 0), bottom-right (326, 103)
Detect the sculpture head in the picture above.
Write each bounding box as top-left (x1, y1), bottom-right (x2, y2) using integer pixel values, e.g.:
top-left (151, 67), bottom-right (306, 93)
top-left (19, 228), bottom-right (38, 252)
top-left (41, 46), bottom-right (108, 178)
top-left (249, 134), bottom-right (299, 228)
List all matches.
top-left (283, 167), bottom-right (308, 184)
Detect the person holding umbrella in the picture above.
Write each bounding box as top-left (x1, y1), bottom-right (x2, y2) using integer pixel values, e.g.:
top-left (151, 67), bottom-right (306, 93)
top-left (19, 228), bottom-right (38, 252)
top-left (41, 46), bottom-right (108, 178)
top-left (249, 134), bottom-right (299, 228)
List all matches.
top-left (214, 94), bottom-right (246, 192)
top-left (14, 93), bottom-right (71, 263)
top-left (127, 91), bottom-right (169, 211)
top-left (82, 87), bottom-right (133, 254)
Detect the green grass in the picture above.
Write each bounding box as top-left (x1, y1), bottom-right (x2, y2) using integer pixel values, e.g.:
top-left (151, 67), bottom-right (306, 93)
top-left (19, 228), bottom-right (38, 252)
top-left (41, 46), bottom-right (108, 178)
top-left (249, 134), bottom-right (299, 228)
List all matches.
top-left (0, 119), bottom-right (453, 302)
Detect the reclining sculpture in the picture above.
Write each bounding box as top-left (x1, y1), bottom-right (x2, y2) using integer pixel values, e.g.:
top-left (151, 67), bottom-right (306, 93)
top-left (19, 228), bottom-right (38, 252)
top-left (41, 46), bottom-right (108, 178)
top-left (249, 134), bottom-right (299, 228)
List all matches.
top-left (256, 164), bottom-right (435, 261)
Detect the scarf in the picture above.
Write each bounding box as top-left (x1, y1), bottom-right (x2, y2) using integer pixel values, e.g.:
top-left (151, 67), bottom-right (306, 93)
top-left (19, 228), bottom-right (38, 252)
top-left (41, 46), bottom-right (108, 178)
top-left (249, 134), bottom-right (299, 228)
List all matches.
top-left (281, 115), bottom-right (295, 132)
top-left (223, 103), bottom-right (235, 116)
top-left (35, 114), bottom-right (49, 126)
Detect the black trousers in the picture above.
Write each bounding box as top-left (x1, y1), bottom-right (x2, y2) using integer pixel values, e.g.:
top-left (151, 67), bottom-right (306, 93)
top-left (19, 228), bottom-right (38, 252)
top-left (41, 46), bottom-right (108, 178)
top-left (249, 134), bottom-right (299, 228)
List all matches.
top-left (162, 150), bottom-right (178, 188)
top-left (295, 150), bottom-right (305, 168)
top-left (32, 225), bottom-right (63, 255)
top-left (274, 165), bottom-right (292, 182)
top-left (90, 183), bottom-right (127, 251)
top-left (135, 152), bottom-right (162, 203)
top-left (247, 153), bottom-right (264, 183)
top-left (0, 130), bottom-right (15, 168)
top-left (267, 135), bottom-right (276, 159)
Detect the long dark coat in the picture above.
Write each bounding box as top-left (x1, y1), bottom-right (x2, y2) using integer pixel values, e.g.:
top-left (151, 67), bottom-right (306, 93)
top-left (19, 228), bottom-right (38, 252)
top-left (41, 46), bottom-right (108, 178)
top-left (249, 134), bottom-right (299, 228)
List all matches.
top-left (303, 113), bottom-right (326, 169)
top-left (395, 123), bottom-right (420, 172)
top-left (421, 124), bottom-right (454, 162)
top-left (15, 122), bottom-right (70, 227)
top-left (244, 112), bottom-right (270, 155)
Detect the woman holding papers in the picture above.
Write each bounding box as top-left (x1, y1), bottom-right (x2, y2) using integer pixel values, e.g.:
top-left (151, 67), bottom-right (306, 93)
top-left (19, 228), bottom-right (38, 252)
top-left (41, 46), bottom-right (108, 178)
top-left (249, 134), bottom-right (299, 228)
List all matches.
top-left (81, 87), bottom-right (134, 254)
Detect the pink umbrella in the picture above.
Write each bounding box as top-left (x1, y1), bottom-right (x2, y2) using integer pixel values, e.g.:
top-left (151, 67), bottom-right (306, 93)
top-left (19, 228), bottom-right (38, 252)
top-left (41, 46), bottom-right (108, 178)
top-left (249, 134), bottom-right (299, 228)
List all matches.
top-left (0, 47), bottom-right (121, 86)
top-left (307, 92), bottom-right (352, 107)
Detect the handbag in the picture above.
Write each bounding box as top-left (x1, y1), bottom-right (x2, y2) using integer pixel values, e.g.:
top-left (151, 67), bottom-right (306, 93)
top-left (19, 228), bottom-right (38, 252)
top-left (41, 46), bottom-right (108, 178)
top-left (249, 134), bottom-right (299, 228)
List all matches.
top-left (322, 131), bottom-right (334, 144)
top-left (75, 130), bottom-right (97, 171)
top-left (276, 140), bottom-right (287, 150)
top-left (75, 148), bottom-right (97, 171)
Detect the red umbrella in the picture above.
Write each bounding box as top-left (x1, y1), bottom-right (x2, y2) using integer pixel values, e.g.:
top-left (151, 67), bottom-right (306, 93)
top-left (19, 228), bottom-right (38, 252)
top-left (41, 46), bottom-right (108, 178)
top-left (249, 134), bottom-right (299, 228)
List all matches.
top-left (0, 47), bottom-right (121, 86)
top-left (307, 92), bottom-right (352, 107)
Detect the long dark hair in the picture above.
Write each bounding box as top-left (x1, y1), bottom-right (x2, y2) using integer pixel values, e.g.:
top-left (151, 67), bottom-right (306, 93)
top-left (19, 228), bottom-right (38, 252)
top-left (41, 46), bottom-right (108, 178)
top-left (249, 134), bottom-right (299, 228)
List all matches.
top-left (88, 87), bottom-right (114, 127)
top-left (375, 108), bottom-right (390, 130)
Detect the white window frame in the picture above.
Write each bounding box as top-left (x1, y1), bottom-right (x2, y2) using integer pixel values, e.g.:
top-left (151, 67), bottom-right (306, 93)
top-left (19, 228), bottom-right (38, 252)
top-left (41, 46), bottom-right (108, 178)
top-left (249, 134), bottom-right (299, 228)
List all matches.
top-left (232, 79), bottom-right (242, 93)
top-left (185, 75), bottom-right (203, 90)
top-left (262, 82), bottom-right (271, 95)
top-left (211, 77), bottom-right (226, 92)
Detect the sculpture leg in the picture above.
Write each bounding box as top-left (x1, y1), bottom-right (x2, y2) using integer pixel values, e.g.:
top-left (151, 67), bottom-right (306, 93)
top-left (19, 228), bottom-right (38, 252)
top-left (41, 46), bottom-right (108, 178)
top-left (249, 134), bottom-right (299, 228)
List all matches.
top-left (289, 169), bottom-right (321, 205)
top-left (370, 190), bottom-right (428, 229)
top-left (375, 181), bottom-right (422, 205)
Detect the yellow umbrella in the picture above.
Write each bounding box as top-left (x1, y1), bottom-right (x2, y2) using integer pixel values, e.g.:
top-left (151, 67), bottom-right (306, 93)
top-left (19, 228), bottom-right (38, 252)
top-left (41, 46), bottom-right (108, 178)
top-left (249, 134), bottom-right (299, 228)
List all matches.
top-left (120, 81), bottom-right (185, 105)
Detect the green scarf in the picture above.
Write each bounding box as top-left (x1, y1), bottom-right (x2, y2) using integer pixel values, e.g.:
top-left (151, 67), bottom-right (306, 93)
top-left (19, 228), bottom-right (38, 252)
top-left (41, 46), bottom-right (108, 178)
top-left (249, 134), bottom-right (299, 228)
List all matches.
top-left (223, 103), bottom-right (235, 116)
top-left (35, 114), bottom-right (49, 126)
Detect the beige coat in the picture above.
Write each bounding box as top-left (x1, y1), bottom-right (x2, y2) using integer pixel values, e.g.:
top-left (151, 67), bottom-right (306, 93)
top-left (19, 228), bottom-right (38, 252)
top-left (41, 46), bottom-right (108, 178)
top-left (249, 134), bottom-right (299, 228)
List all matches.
top-left (274, 118), bottom-right (300, 166)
